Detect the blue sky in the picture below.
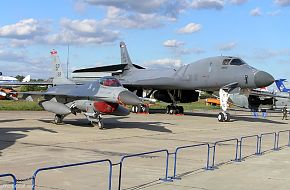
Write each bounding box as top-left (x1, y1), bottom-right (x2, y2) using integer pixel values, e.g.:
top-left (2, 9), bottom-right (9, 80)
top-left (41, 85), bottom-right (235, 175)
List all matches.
top-left (0, 0), bottom-right (290, 79)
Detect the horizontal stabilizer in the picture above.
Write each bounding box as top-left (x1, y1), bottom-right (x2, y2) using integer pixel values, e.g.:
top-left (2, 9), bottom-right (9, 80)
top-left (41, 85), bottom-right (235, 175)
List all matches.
top-left (73, 64), bottom-right (144, 73)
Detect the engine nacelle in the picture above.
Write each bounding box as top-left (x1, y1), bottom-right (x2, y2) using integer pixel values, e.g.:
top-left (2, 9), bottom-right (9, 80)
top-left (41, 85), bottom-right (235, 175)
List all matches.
top-left (40, 101), bottom-right (71, 115)
top-left (153, 90), bottom-right (199, 103)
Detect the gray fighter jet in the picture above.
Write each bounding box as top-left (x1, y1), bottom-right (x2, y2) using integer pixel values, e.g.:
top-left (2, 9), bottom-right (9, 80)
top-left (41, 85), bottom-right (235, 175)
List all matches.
top-left (229, 82), bottom-right (290, 111)
top-left (73, 42), bottom-right (274, 122)
top-left (17, 50), bottom-right (142, 129)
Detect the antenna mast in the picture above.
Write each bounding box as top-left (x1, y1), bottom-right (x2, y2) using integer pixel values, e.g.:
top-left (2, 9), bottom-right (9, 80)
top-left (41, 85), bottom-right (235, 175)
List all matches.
top-left (66, 44), bottom-right (70, 79)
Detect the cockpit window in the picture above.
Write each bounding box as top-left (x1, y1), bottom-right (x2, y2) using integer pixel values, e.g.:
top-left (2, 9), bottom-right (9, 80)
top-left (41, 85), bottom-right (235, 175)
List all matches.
top-left (222, 59), bottom-right (231, 65)
top-left (100, 77), bottom-right (122, 87)
top-left (230, 58), bottom-right (245, 66)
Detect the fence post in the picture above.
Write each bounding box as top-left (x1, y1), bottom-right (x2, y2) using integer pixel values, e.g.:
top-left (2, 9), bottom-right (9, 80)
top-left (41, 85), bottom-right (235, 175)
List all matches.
top-left (0, 174), bottom-right (17, 190)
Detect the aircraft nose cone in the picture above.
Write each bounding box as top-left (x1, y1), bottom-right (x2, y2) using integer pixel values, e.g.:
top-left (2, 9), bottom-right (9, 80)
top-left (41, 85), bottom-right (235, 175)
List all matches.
top-left (118, 91), bottom-right (142, 105)
top-left (254, 71), bottom-right (274, 88)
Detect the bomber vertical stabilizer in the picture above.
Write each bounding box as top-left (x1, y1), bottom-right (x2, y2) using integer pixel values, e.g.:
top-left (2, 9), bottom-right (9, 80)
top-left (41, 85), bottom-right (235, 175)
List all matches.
top-left (120, 42), bottom-right (135, 72)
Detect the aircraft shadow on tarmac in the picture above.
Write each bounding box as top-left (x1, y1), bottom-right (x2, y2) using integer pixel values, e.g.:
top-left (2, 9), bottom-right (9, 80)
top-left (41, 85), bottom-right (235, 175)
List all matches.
top-left (0, 127), bottom-right (57, 156)
top-left (0, 119), bottom-right (25, 123)
top-left (39, 117), bottom-right (173, 133)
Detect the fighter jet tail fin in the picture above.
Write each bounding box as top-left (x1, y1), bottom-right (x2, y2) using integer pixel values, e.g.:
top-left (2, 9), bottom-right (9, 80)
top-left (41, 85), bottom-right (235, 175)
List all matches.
top-left (275, 79), bottom-right (290, 92)
top-left (50, 49), bottom-right (75, 85)
top-left (22, 75), bottom-right (31, 82)
top-left (120, 42), bottom-right (135, 72)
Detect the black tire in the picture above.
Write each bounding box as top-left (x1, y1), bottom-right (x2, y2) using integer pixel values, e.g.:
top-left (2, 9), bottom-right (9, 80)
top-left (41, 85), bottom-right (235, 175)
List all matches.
top-left (136, 104), bottom-right (141, 113)
top-left (169, 106), bottom-right (176, 114)
top-left (131, 105), bottom-right (136, 113)
top-left (218, 112), bottom-right (225, 122)
top-left (54, 114), bottom-right (63, 124)
top-left (166, 105), bottom-right (171, 114)
top-left (178, 106), bottom-right (184, 114)
top-left (225, 113), bottom-right (230, 122)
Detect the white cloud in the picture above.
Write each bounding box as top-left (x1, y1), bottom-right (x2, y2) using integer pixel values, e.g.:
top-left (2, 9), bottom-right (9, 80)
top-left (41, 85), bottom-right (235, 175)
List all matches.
top-left (103, 7), bottom-right (166, 29)
top-left (274, 0), bottom-right (290, 6)
top-left (144, 58), bottom-right (183, 68)
top-left (86, 0), bottom-right (186, 19)
top-left (163, 40), bottom-right (184, 48)
top-left (250, 7), bottom-right (262, 16)
top-left (0, 50), bottom-right (50, 78)
top-left (177, 23), bottom-right (201, 34)
top-left (180, 47), bottom-right (205, 54)
top-left (191, 0), bottom-right (224, 10)
top-left (218, 42), bottom-right (237, 51)
top-left (45, 18), bottom-right (120, 45)
top-left (74, 0), bottom-right (87, 12)
top-left (0, 19), bottom-right (49, 39)
top-left (267, 10), bottom-right (281, 16)
top-left (229, 0), bottom-right (247, 5)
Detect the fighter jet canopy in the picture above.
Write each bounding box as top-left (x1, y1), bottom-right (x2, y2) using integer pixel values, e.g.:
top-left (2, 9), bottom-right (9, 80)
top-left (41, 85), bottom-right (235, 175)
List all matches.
top-left (99, 76), bottom-right (122, 87)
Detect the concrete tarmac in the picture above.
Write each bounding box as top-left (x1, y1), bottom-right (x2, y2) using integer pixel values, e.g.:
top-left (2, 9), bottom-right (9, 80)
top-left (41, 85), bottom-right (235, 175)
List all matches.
top-left (0, 110), bottom-right (289, 189)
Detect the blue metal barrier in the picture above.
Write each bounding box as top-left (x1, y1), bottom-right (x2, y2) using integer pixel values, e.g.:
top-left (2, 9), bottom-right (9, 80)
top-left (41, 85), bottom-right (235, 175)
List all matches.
top-left (276, 130), bottom-right (290, 150)
top-left (239, 135), bottom-right (259, 160)
top-left (211, 138), bottom-right (239, 169)
top-left (32, 159), bottom-right (112, 190)
top-left (117, 149), bottom-right (171, 190)
top-left (258, 132), bottom-right (277, 154)
top-left (0, 173), bottom-right (17, 190)
top-left (170, 143), bottom-right (210, 179)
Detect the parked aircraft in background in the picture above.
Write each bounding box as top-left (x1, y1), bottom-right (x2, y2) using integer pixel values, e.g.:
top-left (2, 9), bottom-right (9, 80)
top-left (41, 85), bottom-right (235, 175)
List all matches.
top-left (229, 78), bottom-right (290, 111)
top-left (275, 79), bottom-right (290, 93)
top-left (73, 42), bottom-right (274, 122)
top-left (9, 50), bottom-right (142, 129)
top-left (0, 73), bottom-right (30, 100)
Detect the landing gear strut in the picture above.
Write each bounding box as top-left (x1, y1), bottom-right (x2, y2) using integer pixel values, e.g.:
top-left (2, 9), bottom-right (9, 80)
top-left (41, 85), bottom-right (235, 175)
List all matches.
top-left (85, 112), bottom-right (104, 129)
top-left (218, 89), bottom-right (230, 122)
top-left (166, 90), bottom-right (184, 115)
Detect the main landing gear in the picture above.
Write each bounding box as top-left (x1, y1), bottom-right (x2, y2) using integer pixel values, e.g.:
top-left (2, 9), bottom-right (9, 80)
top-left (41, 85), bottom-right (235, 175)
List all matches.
top-left (218, 89), bottom-right (230, 122)
top-left (166, 90), bottom-right (184, 115)
top-left (84, 111), bottom-right (104, 129)
top-left (166, 105), bottom-right (184, 114)
top-left (54, 114), bottom-right (64, 124)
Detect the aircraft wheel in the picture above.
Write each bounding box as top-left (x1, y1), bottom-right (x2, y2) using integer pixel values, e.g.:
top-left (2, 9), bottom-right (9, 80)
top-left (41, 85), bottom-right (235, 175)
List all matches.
top-left (136, 104), bottom-right (142, 113)
top-left (54, 114), bottom-right (63, 124)
top-left (225, 113), bottom-right (230, 122)
top-left (169, 106), bottom-right (176, 114)
top-left (177, 106), bottom-right (184, 114)
top-left (218, 112), bottom-right (225, 122)
top-left (131, 105), bottom-right (136, 113)
top-left (166, 105), bottom-right (171, 114)
top-left (91, 120), bottom-right (104, 129)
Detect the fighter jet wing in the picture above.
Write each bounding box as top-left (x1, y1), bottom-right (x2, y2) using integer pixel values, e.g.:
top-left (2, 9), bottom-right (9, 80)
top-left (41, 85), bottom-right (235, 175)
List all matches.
top-left (221, 82), bottom-right (239, 92)
top-left (250, 89), bottom-right (290, 99)
top-left (0, 81), bottom-right (53, 86)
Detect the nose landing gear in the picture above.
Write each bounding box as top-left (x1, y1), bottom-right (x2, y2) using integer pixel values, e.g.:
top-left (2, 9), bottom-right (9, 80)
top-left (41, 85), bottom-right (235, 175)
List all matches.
top-left (218, 89), bottom-right (230, 122)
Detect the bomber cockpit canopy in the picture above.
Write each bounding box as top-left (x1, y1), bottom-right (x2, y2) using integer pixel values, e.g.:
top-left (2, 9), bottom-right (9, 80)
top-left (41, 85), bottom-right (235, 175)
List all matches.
top-left (222, 58), bottom-right (246, 66)
top-left (99, 76), bottom-right (122, 87)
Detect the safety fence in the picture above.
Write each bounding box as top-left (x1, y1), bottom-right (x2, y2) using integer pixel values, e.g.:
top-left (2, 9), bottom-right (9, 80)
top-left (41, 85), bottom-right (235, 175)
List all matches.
top-left (2, 129), bottom-right (290, 190)
top-left (0, 173), bottom-right (17, 190)
top-left (32, 159), bottom-right (113, 190)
